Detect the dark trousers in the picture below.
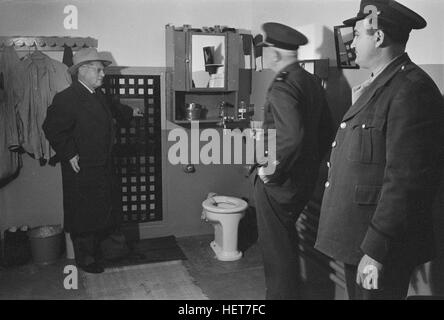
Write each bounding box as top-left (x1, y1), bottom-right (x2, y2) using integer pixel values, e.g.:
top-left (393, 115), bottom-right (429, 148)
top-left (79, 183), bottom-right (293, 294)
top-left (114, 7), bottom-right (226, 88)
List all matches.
top-left (344, 262), bottom-right (414, 300)
top-left (254, 177), bottom-right (305, 300)
top-left (71, 228), bottom-right (129, 267)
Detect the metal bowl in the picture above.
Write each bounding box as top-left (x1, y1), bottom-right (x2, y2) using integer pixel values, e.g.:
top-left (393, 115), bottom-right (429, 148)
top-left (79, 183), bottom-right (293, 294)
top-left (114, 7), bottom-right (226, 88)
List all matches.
top-left (185, 103), bottom-right (203, 120)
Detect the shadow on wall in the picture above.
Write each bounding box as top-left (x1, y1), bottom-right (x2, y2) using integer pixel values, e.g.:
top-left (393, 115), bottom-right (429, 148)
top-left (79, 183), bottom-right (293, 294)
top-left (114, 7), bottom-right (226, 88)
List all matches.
top-left (318, 25), bottom-right (352, 127)
top-left (316, 26), bottom-right (337, 63)
top-left (0, 167), bottom-right (20, 189)
top-left (310, 26), bottom-right (351, 206)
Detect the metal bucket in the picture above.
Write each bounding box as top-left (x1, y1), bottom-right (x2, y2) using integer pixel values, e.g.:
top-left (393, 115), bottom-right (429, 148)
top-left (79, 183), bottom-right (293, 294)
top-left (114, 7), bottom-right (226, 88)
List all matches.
top-left (28, 225), bottom-right (63, 265)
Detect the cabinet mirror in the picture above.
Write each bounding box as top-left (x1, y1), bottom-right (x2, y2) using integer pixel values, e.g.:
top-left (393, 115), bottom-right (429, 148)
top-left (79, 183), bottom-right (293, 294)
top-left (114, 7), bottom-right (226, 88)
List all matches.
top-left (334, 25), bottom-right (359, 69)
top-left (191, 34), bottom-right (226, 89)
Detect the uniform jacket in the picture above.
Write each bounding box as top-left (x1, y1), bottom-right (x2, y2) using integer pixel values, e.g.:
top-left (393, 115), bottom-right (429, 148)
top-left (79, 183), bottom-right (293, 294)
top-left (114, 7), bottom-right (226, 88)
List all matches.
top-left (257, 62), bottom-right (334, 206)
top-left (315, 54), bottom-right (444, 266)
top-left (42, 81), bottom-right (133, 233)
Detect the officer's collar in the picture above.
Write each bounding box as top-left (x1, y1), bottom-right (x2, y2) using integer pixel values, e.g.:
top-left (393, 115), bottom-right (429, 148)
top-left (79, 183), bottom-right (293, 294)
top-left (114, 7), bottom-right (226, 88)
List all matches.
top-left (341, 53), bottom-right (412, 122)
top-left (370, 53), bottom-right (406, 81)
top-left (274, 61), bottom-right (302, 79)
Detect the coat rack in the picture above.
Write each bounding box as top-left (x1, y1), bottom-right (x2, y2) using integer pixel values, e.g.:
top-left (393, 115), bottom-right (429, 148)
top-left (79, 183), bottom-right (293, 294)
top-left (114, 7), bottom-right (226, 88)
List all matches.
top-left (0, 36), bottom-right (98, 51)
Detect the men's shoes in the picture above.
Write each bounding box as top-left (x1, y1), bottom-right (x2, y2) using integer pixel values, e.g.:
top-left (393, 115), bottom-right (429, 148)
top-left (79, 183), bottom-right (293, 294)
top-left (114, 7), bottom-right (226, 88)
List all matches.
top-left (79, 262), bottom-right (104, 274)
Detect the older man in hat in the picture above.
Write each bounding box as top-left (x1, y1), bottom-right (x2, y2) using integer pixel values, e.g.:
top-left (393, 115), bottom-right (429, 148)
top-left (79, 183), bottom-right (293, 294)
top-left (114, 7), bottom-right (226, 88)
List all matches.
top-left (43, 48), bottom-right (143, 273)
top-left (315, 0), bottom-right (444, 299)
top-left (252, 22), bottom-right (334, 299)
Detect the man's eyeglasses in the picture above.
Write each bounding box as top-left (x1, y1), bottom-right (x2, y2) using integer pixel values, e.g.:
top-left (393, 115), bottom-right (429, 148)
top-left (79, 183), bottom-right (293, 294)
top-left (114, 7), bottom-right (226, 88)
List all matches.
top-left (82, 64), bottom-right (105, 74)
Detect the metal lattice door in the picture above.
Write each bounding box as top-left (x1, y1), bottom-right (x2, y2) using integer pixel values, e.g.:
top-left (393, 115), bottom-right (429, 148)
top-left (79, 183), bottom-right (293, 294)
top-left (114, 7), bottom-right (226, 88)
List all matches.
top-left (103, 75), bottom-right (162, 223)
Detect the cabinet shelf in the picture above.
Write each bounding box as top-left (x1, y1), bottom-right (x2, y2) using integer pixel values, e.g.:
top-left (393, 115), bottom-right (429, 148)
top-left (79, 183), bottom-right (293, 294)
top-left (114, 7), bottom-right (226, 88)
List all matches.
top-left (172, 119), bottom-right (251, 130)
top-left (174, 119), bottom-right (220, 124)
top-left (187, 88), bottom-right (235, 93)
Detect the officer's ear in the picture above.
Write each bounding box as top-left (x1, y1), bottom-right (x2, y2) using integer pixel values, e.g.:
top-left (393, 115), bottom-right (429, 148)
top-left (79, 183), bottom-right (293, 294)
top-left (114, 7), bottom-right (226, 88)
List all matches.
top-left (272, 48), bottom-right (281, 62)
top-left (374, 29), bottom-right (386, 48)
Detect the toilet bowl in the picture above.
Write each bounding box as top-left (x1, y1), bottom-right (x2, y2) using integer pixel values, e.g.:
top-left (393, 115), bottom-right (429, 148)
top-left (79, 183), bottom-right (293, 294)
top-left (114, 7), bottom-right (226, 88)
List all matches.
top-left (202, 195), bottom-right (248, 261)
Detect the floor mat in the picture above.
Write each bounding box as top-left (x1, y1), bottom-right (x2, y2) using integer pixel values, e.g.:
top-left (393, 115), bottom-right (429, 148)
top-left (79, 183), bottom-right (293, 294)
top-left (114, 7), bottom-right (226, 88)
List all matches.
top-left (82, 260), bottom-right (209, 300)
top-left (106, 235), bottom-right (187, 269)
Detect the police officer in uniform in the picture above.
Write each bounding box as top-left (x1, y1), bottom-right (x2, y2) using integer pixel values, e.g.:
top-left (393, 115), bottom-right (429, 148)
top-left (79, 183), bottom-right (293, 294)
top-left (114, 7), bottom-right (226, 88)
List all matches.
top-left (252, 22), bottom-right (334, 299)
top-left (315, 0), bottom-right (444, 299)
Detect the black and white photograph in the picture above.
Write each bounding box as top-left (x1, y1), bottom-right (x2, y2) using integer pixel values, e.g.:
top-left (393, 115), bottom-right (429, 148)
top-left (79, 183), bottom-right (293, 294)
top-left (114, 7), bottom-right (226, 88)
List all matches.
top-left (0, 0), bottom-right (443, 306)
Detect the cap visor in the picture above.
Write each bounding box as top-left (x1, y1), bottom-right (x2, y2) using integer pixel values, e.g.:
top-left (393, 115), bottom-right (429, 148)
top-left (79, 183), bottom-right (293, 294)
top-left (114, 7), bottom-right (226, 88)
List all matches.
top-left (255, 41), bottom-right (272, 47)
top-left (343, 11), bottom-right (371, 27)
top-left (343, 16), bottom-right (365, 26)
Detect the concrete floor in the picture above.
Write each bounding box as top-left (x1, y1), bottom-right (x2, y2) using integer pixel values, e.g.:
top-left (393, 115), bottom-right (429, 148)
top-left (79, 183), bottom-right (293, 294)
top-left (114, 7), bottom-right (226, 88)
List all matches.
top-left (0, 234), bottom-right (266, 300)
top-left (0, 234), bottom-right (338, 300)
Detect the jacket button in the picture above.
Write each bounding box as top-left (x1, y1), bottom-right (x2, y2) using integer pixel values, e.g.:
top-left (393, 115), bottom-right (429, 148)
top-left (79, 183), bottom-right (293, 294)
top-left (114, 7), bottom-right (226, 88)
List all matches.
top-left (401, 65), bottom-right (405, 71)
top-left (362, 124), bottom-right (366, 129)
top-left (340, 122), bottom-right (347, 129)
top-left (325, 181), bottom-right (330, 188)
top-left (332, 141), bottom-right (337, 148)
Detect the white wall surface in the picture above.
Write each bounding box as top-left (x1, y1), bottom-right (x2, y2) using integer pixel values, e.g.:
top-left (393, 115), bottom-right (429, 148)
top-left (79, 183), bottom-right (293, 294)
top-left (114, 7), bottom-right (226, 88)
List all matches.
top-left (0, 0), bottom-right (253, 66)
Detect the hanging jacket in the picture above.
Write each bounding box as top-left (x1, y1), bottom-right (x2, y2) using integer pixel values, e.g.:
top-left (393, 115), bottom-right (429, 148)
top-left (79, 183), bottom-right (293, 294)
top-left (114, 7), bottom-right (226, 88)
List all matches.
top-left (18, 50), bottom-right (71, 161)
top-left (0, 46), bottom-right (23, 184)
top-left (0, 46), bottom-right (24, 151)
top-left (0, 89), bottom-right (21, 183)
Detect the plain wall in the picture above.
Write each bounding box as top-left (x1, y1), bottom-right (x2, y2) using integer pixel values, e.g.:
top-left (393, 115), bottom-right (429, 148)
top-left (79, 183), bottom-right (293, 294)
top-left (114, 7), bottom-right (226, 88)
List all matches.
top-left (0, 0), bottom-right (253, 67)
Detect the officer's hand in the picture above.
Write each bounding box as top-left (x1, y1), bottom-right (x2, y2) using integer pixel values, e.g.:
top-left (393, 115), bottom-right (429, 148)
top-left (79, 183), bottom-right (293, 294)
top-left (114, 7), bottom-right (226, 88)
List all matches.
top-left (258, 166), bottom-right (270, 184)
top-left (70, 154), bottom-right (80, 173)
top-left (133, 107), bottom-right (144, 117)
top-left (356, 254), bottom-right (383, 290)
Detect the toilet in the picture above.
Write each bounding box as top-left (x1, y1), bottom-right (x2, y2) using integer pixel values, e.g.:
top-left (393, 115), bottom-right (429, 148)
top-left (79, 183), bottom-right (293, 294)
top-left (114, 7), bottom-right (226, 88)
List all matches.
top-left (202, 194), bottom-right (248, 261)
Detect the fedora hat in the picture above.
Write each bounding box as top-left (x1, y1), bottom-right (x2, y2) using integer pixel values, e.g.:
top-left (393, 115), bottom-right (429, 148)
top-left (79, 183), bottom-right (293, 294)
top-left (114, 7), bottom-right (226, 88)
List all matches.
top-left (68, 47), bottom-right (112, 74)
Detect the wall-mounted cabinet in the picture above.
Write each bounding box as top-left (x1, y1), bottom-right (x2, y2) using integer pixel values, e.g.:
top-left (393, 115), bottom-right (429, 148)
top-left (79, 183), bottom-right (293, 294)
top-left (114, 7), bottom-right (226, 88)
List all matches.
top-left (166, 25), bottom-right (252, 127)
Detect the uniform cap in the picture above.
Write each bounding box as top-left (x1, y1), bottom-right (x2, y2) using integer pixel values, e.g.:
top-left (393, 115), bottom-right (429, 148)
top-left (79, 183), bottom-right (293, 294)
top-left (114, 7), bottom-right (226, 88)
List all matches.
top-left (343, 0), bottom-right (427, 31)
top-left (257, 22), bottom-right (308, 50)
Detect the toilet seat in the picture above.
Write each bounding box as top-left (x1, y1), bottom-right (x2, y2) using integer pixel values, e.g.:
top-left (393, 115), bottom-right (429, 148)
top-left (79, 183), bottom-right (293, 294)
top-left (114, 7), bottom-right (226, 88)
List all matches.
top-left (202, 196), bottom-right (248, 214)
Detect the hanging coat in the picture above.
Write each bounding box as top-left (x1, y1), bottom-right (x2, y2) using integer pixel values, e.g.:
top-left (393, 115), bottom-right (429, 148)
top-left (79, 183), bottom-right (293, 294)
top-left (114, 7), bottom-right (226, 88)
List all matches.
top-left (0, 46), bottom-right (23, 183)
top-left (0, 89), bottom-right (20, 183)
top-left (19, 51), bottom-right (71, 161)
top-left (0, 46), bottom-right (23, 149)
top-left (42, 81), bottom-right (133, 234)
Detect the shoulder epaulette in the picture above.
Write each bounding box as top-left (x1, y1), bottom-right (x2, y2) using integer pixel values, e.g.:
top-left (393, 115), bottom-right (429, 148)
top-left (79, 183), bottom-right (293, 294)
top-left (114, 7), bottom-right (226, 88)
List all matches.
top-left (275, 71), bottom-right (289, 82)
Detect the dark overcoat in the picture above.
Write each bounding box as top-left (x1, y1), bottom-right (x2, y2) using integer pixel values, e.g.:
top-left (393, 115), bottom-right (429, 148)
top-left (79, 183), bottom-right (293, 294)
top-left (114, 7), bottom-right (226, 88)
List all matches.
top-left (257, 62), bottom-right (334, 207)
top-left (42, 81), bottom-right (132, 234)
top-left (315, 54), bottom-right (444, 267)
top-left (250, 62), bottom-right (334, 299)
